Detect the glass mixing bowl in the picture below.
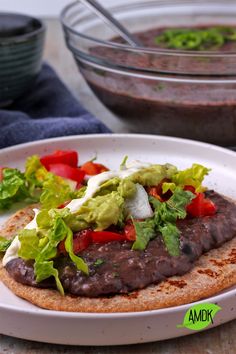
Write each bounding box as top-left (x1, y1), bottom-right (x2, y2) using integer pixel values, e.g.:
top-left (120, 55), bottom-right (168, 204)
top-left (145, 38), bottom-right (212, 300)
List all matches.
top-left (61, 0), bottom-right (236, 146)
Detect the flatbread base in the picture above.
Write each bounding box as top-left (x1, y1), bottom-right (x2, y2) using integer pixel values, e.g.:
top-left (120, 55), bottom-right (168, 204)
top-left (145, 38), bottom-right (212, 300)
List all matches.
top-left (0, 206), bottom-right (235, 313)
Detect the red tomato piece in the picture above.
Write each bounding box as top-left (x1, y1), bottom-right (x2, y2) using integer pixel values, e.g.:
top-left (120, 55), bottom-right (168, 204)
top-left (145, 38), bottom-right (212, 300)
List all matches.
top-left (147, 186), bottom-right (162, 201)
top-left (124, 222), bottom-right (136, 241)
top-left (81, 161), bottom-right (109, 175)
top-left (58, 200), bottom-right (71, 209)
top-left (58, 229), bottom-right (92, 255)
top-left (202, 198), bottom-right (217, 216)
top-left (184, 185), bottom-right (196, 194)
top-left (76, 182), bottom-right (84, 190)
top-left (186, 191), bottom-right (217, 217)
top-left (187, 192), bottom-right (204, 217)
top-left (91, 231), bottom-right (125, 243)
top-left (40, 150), bottom-right (78, 169)
top-left (48, 163), bottom-right (85, 183)
top-left (147, 178), bottom-right (171, 201)
top-left (73, 230), bottom-right (93, 254)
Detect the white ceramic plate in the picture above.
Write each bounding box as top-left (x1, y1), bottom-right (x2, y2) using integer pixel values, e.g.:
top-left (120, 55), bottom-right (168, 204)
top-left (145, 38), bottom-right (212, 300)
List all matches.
top-left (0, 134), bottom-right (235, 346)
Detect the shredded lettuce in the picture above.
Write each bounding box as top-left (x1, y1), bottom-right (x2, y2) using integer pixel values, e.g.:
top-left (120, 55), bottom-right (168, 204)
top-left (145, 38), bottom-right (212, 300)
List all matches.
top-left (162, 163), bottom-right (210, 194)
top-left (65, 228), bottom-right (89, 275)
top-left (40, 173), bottom-right (75, 209)
top-left (150, 188), bottom-right (195, 256)
top-left (120, 155), bottom-right (128, 170)
top-left (0, 168), bottom-right (38, 210)
top-left (26, 155), bottom-right (77, 209)
top-left (0, 236), bottom-right (12, 252)
top-left (0, 155), bottom-right (78, 212)
top-left (132, 187), bottom-right (194, 254)
top-left (25, 155), bottom-right (48, 188)
top-left (132, 219), bottom-right (156, 250)
top-left (18, 229), bottom-right (43, 259)
top-left (18, 213), bottom-right (88, 294)
top-left (34, 260), bottom-right (64, 295)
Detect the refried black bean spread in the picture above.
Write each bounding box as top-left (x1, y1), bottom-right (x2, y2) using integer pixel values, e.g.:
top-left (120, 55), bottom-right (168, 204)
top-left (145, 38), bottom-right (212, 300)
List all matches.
top-left (6, 191), bottom-right (236, 297)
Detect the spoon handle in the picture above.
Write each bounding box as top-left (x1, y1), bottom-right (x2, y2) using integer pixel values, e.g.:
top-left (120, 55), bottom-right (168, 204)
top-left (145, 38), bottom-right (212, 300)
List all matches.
top-left (80, 0), bottom-right (142, 47)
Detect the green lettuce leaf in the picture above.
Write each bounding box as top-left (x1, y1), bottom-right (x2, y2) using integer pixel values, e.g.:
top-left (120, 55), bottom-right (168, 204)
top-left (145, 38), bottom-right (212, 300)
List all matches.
top-left (132, 219), bottom-right (156, 251)
top-left (64, 227), bottom-right (89, 275)
top-left (0, 168), bottom-right (37, 210)
top-left (25, 155), bottom-right (48, 188)
top-left (0, 236), bottom-right (12, 252)
top-left (120, 155), bottom-right (128, 170)
top-left (18, 229), bottom-right (42, 259)
top-left (40, 173), bottom-right (75, 209)
top-left (25, 155), bottom-right (77, 210)
top-left (150, 188), bottom-right (194, 256)
top-left (163, 164), bottom-right (210, 193)
top-left (18, 212), bottom-right (88, 293)
top-left (34, 260), bottom-right (64, 295)
top-left (0, 155), bottom-right (73, 212)
top-left (158, 223), bottom-right (181, 257)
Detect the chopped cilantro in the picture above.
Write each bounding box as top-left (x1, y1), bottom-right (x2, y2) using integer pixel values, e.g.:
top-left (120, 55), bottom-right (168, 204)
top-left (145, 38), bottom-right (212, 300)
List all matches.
top-left (94, 258), bottom-right (105, 267)
top-left (155, 26), bottom-right (236, 50)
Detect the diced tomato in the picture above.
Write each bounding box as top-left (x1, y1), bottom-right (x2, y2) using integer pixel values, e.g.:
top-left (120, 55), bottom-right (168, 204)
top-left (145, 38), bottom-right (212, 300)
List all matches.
top-left (201, 198), bottom-right (217, 216)
top-left (187, 192), bottom-right (205, 217)
top-left (47, 163), bottom-right (85, 183)
top-left (81, 161), bottom-right (109, 176)
top-left (147, 178), bottom-right (171, 201)
top-left (147, 186), bottom-right (162, 201)
top-left (76, 182), bottom-right (84, 190)
top-left (58, 229), bottom-right (92, 255)
top-left (124, 223), bottom-right (136, 241)
top-left (58, 200), bottom-right (71, 209)
top-left (40, 150), bottom-right (78, 169)
top-left (184, 185), bottom-right (196, 194)
top-left (73, 230), bottom-right (93, 254)
top-left (91, 231), bottom-right (125, 243)
top-left (186, 186), bottom-right (217, 217)
top-left (58, 241), bottom-right (66, 255)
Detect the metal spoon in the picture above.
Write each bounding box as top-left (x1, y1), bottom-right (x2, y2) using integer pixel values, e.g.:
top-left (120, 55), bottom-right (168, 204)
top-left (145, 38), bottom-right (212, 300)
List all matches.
top-left (80, 0), bottom-right (142, 47)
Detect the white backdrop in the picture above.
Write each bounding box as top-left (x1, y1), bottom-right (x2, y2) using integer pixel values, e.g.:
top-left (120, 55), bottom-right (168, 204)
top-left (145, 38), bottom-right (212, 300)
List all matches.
top-left (0, 0), bottom-right (131, 16)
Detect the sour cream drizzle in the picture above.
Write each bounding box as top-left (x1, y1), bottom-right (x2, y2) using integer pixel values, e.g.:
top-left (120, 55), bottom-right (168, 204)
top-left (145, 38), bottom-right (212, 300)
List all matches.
top-left (2, 208), bottom-right (39, 266)
top-left (2, 161), bottom-right (151, 266)
top-left (67, 160), bottom-right (151, 213)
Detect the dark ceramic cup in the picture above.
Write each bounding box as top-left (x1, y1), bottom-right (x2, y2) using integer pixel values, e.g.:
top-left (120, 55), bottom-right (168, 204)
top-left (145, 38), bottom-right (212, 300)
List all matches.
top-left (0, 13), bottom-right (45, 106)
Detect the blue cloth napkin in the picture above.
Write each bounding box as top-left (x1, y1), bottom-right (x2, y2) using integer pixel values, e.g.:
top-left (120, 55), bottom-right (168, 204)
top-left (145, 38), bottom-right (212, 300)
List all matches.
top-left (0, 63), bottom-right (111, 149)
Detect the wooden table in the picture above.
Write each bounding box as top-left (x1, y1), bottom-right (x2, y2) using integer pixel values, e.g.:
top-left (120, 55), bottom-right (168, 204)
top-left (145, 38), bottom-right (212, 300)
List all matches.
top-left (0, 19), bottom-right (235, 353)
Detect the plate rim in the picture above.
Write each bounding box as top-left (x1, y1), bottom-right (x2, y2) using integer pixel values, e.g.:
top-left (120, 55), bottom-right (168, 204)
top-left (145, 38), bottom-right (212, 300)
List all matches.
top-left (0, 133), bottom-right (235, 158)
